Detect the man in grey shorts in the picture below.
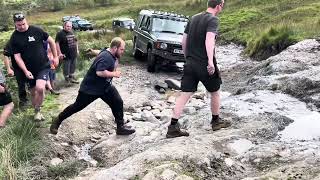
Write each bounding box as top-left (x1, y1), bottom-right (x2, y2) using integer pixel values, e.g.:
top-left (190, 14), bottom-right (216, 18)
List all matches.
top-left (166, 0), bottom-right (231, 138)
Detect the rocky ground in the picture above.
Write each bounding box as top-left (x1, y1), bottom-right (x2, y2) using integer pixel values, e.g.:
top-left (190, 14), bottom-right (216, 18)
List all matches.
top-left (38, 40), bottom-right (320, 180)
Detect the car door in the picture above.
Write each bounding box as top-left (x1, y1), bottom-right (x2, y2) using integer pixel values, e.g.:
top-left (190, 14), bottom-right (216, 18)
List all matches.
top-left (139, 16), bottom-right (151, 53)
top-left (135, 15), bottom-right (151, 53)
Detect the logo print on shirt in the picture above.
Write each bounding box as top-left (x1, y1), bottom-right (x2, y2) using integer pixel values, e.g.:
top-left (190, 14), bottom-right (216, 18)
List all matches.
top-left (28, 36), bottom-right (35, 42)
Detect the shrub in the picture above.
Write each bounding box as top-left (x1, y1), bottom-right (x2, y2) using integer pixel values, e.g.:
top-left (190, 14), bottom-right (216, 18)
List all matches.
top-left (47, 160), bottom-right (84, 179)
top-left (0, 5), bottom-right (11, 32)
top-left (245, 26), bottom-right (298, 60)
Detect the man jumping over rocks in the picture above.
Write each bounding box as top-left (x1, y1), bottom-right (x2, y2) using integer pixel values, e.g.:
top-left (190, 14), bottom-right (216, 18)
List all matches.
top-left (50, 37), bottom-right (135, 135)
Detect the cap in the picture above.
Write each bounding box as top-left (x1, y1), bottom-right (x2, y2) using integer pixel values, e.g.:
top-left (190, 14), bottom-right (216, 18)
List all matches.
top-left (13, 12), bottom-right (25, 22)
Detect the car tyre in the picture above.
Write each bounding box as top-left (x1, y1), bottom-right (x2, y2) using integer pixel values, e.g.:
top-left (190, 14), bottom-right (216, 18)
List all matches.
top-left (147, 48), bottom-right (156, 72)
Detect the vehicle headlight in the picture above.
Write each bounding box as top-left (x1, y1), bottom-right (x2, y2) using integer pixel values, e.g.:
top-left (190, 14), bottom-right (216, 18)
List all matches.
top-left (160, 43), bottom-right (167, 49)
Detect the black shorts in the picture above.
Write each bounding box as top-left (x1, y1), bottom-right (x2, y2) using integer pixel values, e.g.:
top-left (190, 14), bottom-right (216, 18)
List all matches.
top-left (181, 60), bottom-right (222, 92)
top-left (27, 68), bottom-right (50, 88)
top-left (0, 91), bottom-right (13, 106)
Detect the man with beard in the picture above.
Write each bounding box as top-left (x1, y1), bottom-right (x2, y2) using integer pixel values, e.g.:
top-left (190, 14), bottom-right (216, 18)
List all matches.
top-left (50, 37), bottom-right (135, 135)
top-left (55, 21), bottom-right (79, 84)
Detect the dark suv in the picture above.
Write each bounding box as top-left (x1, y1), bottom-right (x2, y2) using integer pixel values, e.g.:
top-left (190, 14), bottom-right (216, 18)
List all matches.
top-left (132, 10), bottom-right (189, 72)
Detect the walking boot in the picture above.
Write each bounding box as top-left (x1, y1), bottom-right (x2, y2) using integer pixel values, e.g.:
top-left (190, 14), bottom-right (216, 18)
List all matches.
top-left (34, 108), bottom-right (45, 122)
top-left (50, 89), bottom-right (60, 95)
top-left (211, 118), bottom-right (231, 131)
top-left (50, 117), bottom-right (60, 135)
top-left (116, 125), bottom-right (135, 135)
top-left (166, 123), bottom-right (189, 138)
top-left (69, 76), bottom-right (79, 84)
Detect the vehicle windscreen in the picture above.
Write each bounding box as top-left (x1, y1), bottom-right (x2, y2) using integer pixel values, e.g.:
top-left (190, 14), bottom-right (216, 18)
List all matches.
top-left (122, 20), bottom-right (134, 26)
top-left (78, 20), bottom-right (89, 25)
top-left (152, 18), bottom-right (187, 35)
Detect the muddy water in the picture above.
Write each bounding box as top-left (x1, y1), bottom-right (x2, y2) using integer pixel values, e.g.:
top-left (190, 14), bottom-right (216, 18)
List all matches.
top-left (222, 90), bottom-right (320, 141)
top-left (215, 44), bottom-right (320, 142)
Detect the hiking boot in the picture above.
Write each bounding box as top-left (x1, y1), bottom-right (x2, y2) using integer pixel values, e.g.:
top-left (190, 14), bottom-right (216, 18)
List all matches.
top-left (166, 124), bottom-right (189, 138)
top-left (50, 117), bottom-right (60, 135)
top-left (34, 111), bottom-right (45, 122)
top-left (211, 118), bottom-right (231, 131)
top-left (116, 125), bottom-right (136, 135)
top-left (19, 99), bottom-right (28, 108)
top-left (69, 77), bottom-right (79, 84)
top-left (50, 89), bottom-right (60, 95)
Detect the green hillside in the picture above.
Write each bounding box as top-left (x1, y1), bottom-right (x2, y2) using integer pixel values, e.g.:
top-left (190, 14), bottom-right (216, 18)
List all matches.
top-left (1, 0), bottom-right (319, 59)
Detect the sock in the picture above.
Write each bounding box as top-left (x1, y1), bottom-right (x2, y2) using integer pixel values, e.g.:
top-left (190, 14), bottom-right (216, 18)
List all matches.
top-left (170, 118), bottom-right (178, 125)
top-left (211, 115), bottom-right (219, 123)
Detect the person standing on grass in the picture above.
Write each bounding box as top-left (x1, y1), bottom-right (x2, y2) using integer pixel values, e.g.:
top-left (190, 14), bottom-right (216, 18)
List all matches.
top-left (10, 12), bottom-right (59, 121)
top-left (50, 37), bottom-right (135, 136)
top-left (0, 67), bottom-right (14, 128)
top-left (166, 0), bottom-right (231, 138)
top-left (55, 21), bottom-right (79, 84)
top-left (3, 40), bottom-right (28, 108)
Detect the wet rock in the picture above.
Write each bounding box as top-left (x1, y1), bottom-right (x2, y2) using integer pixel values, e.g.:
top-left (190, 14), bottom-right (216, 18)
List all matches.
top-left (167, 96), bottom-right (176, 104)
top-left (193, 92), bottom-right (206, 100)
top-left (165, 78), bottom-right (181, 90)
top-left (132, 113), bottom-right (143, 121)
top-left (183, 107), bottom-right (196, 114)
top-left (141, 110), bottom-right (159, 124)
top-left (154, 81), bottom-right (169, 92)
top-left (174, 175), bottom-right (194, 180)
top-left (50, 158), bottom-right (63, 166)
top-left (160, 169), bottom-right (178, 180)
top-left (142, 172), bottom-right (157, 180)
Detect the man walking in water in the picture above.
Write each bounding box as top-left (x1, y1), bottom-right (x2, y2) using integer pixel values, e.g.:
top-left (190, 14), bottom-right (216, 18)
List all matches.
top-left (50, 37), bottom-right (135, 135)
top-left (166, 0), bottom-right (231, 138)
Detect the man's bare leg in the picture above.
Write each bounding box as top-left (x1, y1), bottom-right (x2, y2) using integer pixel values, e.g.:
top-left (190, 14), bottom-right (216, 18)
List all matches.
top-left (0, 102), bottom-right (14, 127)
top-left (172, 92), bottom-right (193, 119)
top-left (210, 90), bottom-right (220, 115)
top-left (34, 79), bottom-right (46, 121)
top-left (166, 92), bottom-right (193, 138)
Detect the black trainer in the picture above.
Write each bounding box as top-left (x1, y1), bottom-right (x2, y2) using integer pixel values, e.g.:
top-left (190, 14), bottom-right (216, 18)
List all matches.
top-left (50, 89), bottom-right (60, 95)
top-left (166, 123), bottom-right (189, 138)
top-left (211, 118), bottom-right (231, 131)
top-left (50, 117), bottom-right (60, 135)
top-left (116, 125), bottom-right (135, 135)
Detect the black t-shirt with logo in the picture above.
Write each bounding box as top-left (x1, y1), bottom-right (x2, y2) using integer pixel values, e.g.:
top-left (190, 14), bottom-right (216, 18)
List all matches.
top-left (10, 25), bottom-right (50, 74)
top-left (55, 30), bottom-right (77, 59)
top-left (79, 50), bottom-right (116, 95)
top-left (184, 12), bottom-right (219, 62)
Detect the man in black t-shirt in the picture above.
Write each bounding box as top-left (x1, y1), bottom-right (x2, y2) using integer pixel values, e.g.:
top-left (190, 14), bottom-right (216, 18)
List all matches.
top-left (166, 0), bottom-right (231, 138)
top-left (50, 37), bottom-right (135, 136)
top-left (10, 13), bottom-right (59, 121)
top-left (55, 21), bottom-right (79, 84)
top-left (3, 40), bottom-right (28, 107)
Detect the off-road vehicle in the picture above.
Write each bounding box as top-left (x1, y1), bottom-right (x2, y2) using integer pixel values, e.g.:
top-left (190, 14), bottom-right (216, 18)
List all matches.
top-left (112, 17), bottom-right (135, 30)
top-left (132, 10), bottom-right (189, 72)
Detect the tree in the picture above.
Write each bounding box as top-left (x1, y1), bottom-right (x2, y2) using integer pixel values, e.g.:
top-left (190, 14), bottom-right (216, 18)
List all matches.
top-left (0, 3), bottom-right (11, 32)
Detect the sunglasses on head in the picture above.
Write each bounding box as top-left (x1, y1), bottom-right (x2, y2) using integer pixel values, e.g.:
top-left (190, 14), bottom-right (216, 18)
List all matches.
top-left (13, 13), bottom-right (25, 21)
